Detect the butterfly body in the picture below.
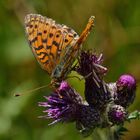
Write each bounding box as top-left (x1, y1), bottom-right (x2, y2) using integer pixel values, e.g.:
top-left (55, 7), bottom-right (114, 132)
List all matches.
top-left (25, 14), bottom-right (95, 88)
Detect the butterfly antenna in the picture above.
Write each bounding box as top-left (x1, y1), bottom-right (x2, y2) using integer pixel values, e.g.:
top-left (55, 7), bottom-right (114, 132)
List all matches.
top-left (14, 83), bottom-right (51, 97)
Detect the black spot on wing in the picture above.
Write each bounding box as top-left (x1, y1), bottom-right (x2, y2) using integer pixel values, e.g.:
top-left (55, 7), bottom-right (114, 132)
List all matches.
top-left (46, 46), bottom-right (51, 49)
top-left (50, 52), bottom-right (54, 59)
top-left (42, 39), bottom-right (47, 43)
top-left (37, 32), bottom-right (42, 36)
top-left (44, 30), bottom-right (47, 34)
top-left (34, 45), bottom-right (44, 50)
top-left (52, 41), bottom-right (59, 47)
top-left (39, 52), bottom-right (48, 60)
top-left (49, 33), bottom-right (53, 38)
top-left (31, 37), bottom-right (37, 43)
top-left (42, 59), bottom-right (49, 64)
top-left (37, 51), bottom-right (48, 56)
top-left (64, 39), bottom-right (68, 43)
top-left (56, 34), bottom-right (60, 38)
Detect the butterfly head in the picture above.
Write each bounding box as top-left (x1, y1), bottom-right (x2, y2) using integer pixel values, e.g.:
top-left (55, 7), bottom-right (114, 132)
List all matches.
top-left (50, 78), bottom-right (61, 89)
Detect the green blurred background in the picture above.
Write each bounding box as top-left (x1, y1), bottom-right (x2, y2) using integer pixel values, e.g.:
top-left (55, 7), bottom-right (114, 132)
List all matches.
top-left (0, 0), bottom-right (140, 140)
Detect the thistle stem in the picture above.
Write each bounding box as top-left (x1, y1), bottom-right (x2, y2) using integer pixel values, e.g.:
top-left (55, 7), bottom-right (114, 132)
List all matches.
top-left (92, 127), bottom-right (120, 140)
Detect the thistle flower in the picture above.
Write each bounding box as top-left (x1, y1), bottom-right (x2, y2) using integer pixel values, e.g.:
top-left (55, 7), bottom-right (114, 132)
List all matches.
top-left (76, 50), bottom-right (107, 77)
top-left (39, 81), bottom-right (101, 135)
top-left (39, 81), bottom-right (83, 124)
top-left (108, 74), bottom-right (136, 108)
top-left (75, 51), bottom-right (111, 110)
top-left (108, 105), bottom-right (128, 125)
top-left (38, 49), bottom-right (138, 138)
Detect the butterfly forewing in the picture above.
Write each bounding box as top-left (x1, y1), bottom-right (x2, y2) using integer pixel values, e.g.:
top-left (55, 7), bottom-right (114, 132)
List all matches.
top-left (25, 14), bottom-right (79, 78)
top-left (25, 15), bottom-right (49, 74)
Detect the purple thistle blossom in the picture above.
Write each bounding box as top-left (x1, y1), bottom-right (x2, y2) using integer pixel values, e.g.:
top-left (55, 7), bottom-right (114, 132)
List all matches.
top-left (39, 81), bottom-right (101, 135)
top-left (108, 105), bottom-right (128, 125)
top-left (39, 81), bottom-right (83, 124)
top-left (108, 74), bottom-right (136, 108)
top-left (76, 51), bottom-right (107, 77)
top-left (75, 51), bottom-right (111, 110)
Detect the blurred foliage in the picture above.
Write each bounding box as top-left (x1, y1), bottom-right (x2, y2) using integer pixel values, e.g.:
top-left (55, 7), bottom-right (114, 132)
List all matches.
top-left (0, 0), bottom-right (140, 140)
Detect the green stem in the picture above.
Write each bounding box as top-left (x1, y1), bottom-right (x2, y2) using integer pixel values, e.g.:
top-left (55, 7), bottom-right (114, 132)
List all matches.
top-left (92, 127), bottom-right (120, 140)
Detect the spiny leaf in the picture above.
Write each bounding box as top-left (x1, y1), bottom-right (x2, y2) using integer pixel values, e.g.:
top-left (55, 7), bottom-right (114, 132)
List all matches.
top-left (127, 110), bottom-right (140, 122)
top-left (114, 125), bottom-right (129, 139)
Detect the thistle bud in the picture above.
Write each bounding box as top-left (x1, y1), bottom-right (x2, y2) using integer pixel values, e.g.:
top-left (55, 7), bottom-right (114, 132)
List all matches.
top-left (108, 105), bottom-right (128, 125)
top-left (115, 74), bottom-right (136, 107)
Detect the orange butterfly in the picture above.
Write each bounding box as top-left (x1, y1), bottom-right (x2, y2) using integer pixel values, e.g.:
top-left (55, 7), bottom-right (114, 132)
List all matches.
top-left (25, 14), bottom-right (95, 88)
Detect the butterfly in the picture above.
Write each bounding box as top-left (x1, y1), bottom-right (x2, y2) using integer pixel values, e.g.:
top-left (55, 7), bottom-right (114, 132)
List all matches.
top-left (25, 14), bottom-right (95, 88)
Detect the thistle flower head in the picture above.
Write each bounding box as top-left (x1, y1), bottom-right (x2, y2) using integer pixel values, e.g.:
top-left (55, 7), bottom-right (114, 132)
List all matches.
top-left (76, 50), bottom-right (107, 77)
top-left (116, 74), bottom-right (136, 91)
top-left (108, 105), bottom-right (128, 125)
top-left (115, 74), bottom-right (136, 107)
top-left (39, 81), bottom-right (83, 124)
top-left (75, 51), bottom-right (110, 109)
